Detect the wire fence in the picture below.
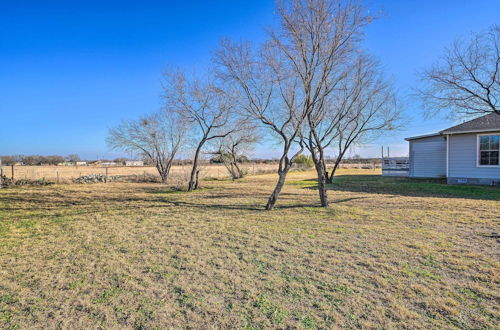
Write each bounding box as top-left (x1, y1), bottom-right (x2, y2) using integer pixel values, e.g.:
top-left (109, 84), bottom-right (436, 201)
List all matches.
top-left (0, 164), bottom-right (279, 183)
top-left (0, 162), bottom-right (379, 184)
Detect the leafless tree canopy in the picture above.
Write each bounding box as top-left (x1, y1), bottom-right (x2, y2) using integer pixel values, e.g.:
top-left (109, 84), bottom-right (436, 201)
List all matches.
top-left (162, 70), bottom-right (240, 191)
top-left (273, 0), bottom-right (373, 207)
top-left (210, 125), bottom-right (259, 180)
top-left (215, 39), bottom-right (308, 210)
top-left (419, 25), bottom-right (500, 117)
top-left (215, 0), bottom-right (381, 209)
top-left (107, 110), bottom-right (186, 184)
top-left (326, 55), bottom-right (401, 180)
top-left (106, 0), bottom-right (401, 210)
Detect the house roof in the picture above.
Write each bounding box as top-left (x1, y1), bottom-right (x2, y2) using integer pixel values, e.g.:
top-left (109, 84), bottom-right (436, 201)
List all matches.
top-left (440, 113), bottom-right (500, 134)
top-left (405, 113), bottom-right (500, 141)
top-left (405, 133), bottom-right (442, 141)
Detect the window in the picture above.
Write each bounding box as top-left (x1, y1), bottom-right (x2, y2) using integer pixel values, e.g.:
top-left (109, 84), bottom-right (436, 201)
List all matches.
top-left (478, 135), bottom-right (499, 166)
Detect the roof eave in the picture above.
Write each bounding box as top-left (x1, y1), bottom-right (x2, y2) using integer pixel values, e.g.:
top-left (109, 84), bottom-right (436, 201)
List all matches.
top-left (404, 133), bottom-right (442, 141)
top-left (441, 128), bottom-right (500, 135)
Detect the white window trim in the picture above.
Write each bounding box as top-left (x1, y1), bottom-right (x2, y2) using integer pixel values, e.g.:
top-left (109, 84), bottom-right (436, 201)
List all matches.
top-left (446, 134), bottom-right (449, 177)
top-left (476, 133), bottom-right (500, 167)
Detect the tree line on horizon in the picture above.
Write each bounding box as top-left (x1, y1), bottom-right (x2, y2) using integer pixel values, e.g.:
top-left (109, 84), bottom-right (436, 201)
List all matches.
top-left (0, 153), bottom-right (383, 167)
top-left (108, 0), bottom-right (499, 210)
top-left (0, 154), bottom-right (82, 166)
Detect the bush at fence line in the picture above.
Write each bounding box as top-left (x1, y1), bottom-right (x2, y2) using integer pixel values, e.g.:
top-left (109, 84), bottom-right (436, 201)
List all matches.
top-left (116, 174), bottom-right (161, 183)
top-left (73, 174), bottom-right (119, 184)
top-left (294, 155), bottom-right (314, 169)
top-left (0, 175), bottom-right (54, 187)
top-left (253, 167), bottom-right (277, 175)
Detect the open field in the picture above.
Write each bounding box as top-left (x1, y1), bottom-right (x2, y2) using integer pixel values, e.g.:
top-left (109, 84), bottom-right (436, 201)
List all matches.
top-left (0, 169), bottom-right (499, 328)
top-left (0, 163), bottom-right (377, 183)
top-left (0, 164), bottom-right (279, 183)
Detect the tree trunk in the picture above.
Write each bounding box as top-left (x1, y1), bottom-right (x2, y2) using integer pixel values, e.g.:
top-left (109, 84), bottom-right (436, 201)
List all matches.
top-left (314, 162), bottom-right (329, 207)
top-left (188, 165), bottom-right (198, 191)
top-left (325, 169), bottom-right (332, 184)
top-left (156, 163), bottom-right (168, 185)
top-left (326, 164), bottom-right (336, 184)
top-left (188, 141), bottom-right (205, 192)
top-left (160, 161), bottom-right (173, 185)
top-left (194, 170), bottom-right (200, 190)
top-left (309, 143), bottom-right (329, 207)
top-left (234, 162), bottom-right (244, 179)
top-left (327, 161), bottom-right (340, 183)
top-left (327, 154), bottom-right (344, 184)
top-left (265, 168), bottom-right (289, 210)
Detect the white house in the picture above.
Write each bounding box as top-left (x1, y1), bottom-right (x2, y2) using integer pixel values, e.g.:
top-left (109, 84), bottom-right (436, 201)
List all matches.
top-left (406, 113), bottom-right (500, 185)
top-left (125, 160), bottom-right (144, 166)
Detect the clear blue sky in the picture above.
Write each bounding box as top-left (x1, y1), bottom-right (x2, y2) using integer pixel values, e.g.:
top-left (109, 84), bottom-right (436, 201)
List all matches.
top-left (1, 0), bottom-right (499, 159)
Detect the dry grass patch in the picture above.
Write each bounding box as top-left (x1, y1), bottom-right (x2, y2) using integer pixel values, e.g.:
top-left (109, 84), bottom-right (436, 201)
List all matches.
top-left (0, 169), bottom-right (498, 328)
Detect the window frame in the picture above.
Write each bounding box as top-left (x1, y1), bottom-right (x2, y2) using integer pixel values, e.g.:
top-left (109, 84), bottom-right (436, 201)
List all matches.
top-left (476, 133), bottom-right (500, 167)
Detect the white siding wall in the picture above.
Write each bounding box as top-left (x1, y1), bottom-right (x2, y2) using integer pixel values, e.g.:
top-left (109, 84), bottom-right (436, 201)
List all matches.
top-left (409, 135), bottom-right (447, 178)
top-left (448, 133), bottom-right (500, 179)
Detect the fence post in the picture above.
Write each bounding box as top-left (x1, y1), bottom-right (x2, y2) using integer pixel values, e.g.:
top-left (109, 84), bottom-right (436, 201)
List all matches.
top-left (11, 165), bottom-right (14, 180)
top-left (56, 170), bottom-right (60, 184)
top-left (105, 167), bottom-right (108, 183)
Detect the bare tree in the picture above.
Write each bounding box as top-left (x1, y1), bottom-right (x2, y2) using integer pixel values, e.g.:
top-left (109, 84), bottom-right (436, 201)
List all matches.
top-left (107, 110), bottom-right (186, 184)
top-left (0, 156), bottom-right (17, 166)
top-left (210, 124), bottom-right (259, 179)
top-left (66, 154), bottom-right (81, 162)
top-left (162, 70), bottom-right (238, 191)
top-left (215, 38), bottom-right (311, 210)
top-left (273, 0), bottom-right (373, 207)
top-left (326, 55), bottom-right (401, 181)
top-left (215, 0), bottom-right (372, 209)
top-left (45, 155), bottom-right (65, 165)
top-left (419, 25), bottom-right (500, 117)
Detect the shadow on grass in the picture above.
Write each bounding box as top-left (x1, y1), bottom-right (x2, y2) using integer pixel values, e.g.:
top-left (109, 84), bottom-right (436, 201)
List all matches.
top-left (290, 175), bottom-right (500, 201)
top-left (141, 185), bottom-right (321, 211)
top-left (158, 191), bottom-right (323, 211)
top-left (167, 200), bottom-right (259, 211)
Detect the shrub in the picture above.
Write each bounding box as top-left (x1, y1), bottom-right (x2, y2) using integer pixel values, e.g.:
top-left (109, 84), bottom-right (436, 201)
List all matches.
top-left (0, 175), bottom-right (54, 187)
top-left (294, 155), bottom-right (314, 169)
top-left (73, 174), bottom-right (119, 184)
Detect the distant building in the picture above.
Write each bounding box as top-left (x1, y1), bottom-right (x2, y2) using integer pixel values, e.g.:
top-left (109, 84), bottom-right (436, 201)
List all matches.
top-left (58, 161), bottom-right (87, 166)
top-left (125, 160), bottom-right (144, 166)
top-left (101, 162), bottom-right (118, 166)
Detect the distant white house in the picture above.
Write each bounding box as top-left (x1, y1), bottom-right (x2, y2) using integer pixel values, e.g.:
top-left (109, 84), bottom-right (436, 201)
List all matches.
top-left (125, 160), bottom-right (144, 166)
top-left (58, 161), bottom-right (87, 166)
top-left (406, 113), bottom-right (500, 185)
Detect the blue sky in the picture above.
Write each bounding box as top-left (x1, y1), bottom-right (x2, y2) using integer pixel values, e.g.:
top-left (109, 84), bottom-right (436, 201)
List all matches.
top-left (1, 0), bottom-right (499, 159)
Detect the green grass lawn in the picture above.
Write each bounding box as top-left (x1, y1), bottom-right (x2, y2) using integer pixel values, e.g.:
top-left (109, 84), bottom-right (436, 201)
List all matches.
top-left (0, 169), bottom-right (499, 328)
